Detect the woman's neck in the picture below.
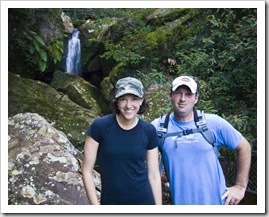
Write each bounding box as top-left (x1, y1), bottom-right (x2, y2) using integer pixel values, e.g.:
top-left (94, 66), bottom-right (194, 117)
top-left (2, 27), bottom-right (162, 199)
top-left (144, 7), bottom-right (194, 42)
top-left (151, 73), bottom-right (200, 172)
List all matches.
top-left (116, 114), bottom-right (138, 130)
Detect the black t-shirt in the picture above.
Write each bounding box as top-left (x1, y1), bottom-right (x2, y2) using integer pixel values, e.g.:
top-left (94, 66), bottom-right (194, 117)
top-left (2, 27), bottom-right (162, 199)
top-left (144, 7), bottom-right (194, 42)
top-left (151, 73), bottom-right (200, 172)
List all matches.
top-left (87, 114), bottom-right (158, 205)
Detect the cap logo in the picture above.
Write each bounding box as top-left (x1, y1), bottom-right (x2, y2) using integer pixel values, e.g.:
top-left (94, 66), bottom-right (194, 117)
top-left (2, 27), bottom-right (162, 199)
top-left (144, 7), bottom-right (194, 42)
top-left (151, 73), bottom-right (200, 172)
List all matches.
top-left (180, 77), bottom-right (191, 82)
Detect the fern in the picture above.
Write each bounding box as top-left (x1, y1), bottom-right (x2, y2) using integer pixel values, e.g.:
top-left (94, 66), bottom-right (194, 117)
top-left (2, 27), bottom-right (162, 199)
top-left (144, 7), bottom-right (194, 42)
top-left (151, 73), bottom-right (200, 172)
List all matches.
top-left (23, 31), bottom-right (48, 72)
top-left (47, 38), bottom-right (64, 64)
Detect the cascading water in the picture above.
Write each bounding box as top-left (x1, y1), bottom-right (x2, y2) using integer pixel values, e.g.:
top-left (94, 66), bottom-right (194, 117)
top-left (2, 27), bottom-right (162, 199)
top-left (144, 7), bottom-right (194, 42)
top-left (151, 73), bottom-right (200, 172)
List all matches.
top-left (66, 28), bottom-right (81, 75)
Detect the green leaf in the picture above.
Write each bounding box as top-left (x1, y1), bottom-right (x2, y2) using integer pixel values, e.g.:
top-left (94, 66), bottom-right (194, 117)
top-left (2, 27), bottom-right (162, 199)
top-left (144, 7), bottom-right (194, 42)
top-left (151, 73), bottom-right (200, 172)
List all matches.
top-left (39, 61), bottom-right (46, 72)
top-left (33, 34), bottom-right (45, 46)
top-left (39, 49), bottom-right (47, 62)
top-left (33, 41), bottom-right (40, 52)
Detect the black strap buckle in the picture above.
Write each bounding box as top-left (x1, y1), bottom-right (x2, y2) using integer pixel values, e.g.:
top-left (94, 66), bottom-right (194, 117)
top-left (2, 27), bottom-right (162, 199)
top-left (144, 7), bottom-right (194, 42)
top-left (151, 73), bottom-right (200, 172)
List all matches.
top-left (183, 129), bottom-right (193, 135)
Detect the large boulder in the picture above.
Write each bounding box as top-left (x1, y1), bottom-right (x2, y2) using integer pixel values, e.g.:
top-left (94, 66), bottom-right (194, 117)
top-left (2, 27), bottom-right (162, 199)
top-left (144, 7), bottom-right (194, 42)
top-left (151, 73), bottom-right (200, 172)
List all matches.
top-left (8, 73), bottom-right (98, 148)
top-left (51, 70), bottom-right (109, 116)
top-left (61, 12), bottom-right (74, 34)
top-left (8, 113), bottom-right (101, 205)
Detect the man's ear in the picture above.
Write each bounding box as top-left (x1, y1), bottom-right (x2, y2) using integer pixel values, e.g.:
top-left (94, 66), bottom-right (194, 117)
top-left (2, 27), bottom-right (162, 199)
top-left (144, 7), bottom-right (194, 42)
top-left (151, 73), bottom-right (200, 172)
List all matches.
top-left (195, 95), bottom-right (198, 104)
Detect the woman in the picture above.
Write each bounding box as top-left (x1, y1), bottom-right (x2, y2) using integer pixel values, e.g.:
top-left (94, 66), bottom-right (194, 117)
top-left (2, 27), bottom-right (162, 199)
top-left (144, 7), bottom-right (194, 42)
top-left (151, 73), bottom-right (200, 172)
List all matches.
top-left (82, 77), bottom-right (162, 205)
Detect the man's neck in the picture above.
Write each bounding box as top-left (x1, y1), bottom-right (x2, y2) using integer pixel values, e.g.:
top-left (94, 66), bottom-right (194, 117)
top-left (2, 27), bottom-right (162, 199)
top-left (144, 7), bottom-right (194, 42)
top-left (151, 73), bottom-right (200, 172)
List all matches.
top-left (173, 111), bottom-right (194, 122)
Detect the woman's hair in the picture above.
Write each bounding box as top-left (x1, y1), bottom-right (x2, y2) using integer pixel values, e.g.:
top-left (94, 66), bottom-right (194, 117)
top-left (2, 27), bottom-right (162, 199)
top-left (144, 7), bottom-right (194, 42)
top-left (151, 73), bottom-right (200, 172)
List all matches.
top-left (112, 98), bottom-right (149, 115)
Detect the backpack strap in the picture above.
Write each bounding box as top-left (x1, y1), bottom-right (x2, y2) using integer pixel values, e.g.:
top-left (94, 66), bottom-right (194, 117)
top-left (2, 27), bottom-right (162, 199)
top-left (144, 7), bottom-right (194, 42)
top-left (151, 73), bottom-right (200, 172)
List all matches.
top-left (157, 113), bottom-right (170, 175)
top-left (162, 128), bottom-right (203, 138)
top-left (157, 110), bottom-right (220, 158)
top-left (194, 109), bottom-right (220, 157)
top-left (157, 113), bottom-right (170, 153)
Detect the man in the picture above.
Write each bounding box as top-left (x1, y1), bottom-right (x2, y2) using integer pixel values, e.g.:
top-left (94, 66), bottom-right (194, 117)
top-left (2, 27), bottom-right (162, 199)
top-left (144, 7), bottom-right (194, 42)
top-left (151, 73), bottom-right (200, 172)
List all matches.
top-left (151, 75), bottom-right (251, 205)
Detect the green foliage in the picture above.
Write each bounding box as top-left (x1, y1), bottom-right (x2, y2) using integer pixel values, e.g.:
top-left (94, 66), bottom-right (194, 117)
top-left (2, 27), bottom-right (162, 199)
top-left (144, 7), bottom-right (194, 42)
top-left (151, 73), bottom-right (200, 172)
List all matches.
top-left (47, 38), bottom-right (64, 64)
top-left (196, 99), bottom-right (218, 114)
top-left (145, 27), bottom-right (168, 47)
top-left (137, 69), bottom-right (170, 89)
top-left (147, 89), bottom-right (172, 117)
top-left (101, 43), bottom-right (145, 66)
top-left (144, 9), bottom-right (256, 146)
top-left (11, 30), bottom-right (64, 75)
top-left (161, 8), bottom-right (257, 144)
top-left (142, 83), bottom-right (172, 122)
top-left (22, 31), bottom-right (48, 72)
top-left (221, 112), bottom-right (256, 148)
top-left (8, 8), bottom-right (64, 76)
top-left (8, 8), bottom-right (257, 147)
top-left (63, 8), bottom-right (127, 20)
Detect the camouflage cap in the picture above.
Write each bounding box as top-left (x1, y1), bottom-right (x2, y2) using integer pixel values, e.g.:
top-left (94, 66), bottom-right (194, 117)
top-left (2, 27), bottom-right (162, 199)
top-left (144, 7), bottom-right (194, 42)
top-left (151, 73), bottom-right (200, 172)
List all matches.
top-left (115, 77), bottom-right (144, 98)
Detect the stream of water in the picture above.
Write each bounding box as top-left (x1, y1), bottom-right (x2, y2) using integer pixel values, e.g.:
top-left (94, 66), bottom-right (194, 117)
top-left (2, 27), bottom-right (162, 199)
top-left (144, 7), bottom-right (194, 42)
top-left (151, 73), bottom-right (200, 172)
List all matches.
top-left (66, 28), bottom-right (81, 75)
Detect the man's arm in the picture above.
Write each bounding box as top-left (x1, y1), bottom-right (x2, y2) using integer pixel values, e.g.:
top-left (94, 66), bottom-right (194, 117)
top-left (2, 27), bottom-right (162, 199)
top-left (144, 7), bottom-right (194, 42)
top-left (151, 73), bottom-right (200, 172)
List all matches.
top-left (222, 136), bottom-right (252, 205)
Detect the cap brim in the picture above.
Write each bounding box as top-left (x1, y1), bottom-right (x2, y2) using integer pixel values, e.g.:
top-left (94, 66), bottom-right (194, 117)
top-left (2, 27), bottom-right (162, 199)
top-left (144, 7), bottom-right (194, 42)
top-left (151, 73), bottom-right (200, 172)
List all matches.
top-left (115, 89), bottom-right (143, 98)
top-left (172, 84), bottom-right (196, 93)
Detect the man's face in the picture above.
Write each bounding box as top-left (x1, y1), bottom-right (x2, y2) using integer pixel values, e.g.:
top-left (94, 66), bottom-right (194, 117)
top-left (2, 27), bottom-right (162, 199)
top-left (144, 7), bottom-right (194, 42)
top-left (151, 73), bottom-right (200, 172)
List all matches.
top-left (170, 85), bottom-right (198, 120)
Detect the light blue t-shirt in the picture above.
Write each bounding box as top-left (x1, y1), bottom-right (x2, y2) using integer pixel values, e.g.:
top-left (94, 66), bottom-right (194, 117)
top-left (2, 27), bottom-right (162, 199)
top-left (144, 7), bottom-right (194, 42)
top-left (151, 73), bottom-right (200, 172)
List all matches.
top-left (151, 112), bottom-right (242, 205)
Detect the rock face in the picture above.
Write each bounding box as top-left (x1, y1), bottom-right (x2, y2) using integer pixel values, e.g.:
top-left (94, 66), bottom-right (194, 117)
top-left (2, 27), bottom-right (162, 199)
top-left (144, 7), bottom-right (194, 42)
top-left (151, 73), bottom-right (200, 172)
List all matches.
top-left (51, 70), bottom-right (109, 116)
top-left (8, 73), bottom-right (98, 148)
top-left (8, 112), bottom-right (101, 205)
top-left (61, 12), bottom-right (74, 34)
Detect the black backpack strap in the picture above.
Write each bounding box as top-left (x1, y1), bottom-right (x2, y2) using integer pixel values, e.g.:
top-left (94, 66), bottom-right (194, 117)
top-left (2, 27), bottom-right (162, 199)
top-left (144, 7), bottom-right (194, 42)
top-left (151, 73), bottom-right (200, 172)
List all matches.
top-left (194, 109), bottom-right (220, 157)
top-left (162, 128), bottom-right (202, 138)
top-left (157, 113), bottom-right (170, 152)
top-left (157, 113), bottom-right (170, 176)
top-left (158, 113), bottom-right (170, 133)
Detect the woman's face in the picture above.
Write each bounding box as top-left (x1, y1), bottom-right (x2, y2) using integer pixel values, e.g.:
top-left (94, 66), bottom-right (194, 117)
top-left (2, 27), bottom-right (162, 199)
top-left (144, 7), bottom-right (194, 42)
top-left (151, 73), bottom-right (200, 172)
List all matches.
top-left (116, 94), bottom-right (144, 120)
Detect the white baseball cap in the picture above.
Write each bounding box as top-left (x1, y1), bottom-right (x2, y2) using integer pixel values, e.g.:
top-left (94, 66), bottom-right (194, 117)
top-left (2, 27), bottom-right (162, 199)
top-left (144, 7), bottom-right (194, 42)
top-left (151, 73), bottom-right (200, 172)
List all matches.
top-left (171, 76), bottom-right (197, 93)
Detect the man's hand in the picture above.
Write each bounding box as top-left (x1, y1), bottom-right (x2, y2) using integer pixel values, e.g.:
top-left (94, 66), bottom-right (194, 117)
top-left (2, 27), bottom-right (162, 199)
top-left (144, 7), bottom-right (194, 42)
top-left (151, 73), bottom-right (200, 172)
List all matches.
top-left (221, 185), bottom-right (246, 205)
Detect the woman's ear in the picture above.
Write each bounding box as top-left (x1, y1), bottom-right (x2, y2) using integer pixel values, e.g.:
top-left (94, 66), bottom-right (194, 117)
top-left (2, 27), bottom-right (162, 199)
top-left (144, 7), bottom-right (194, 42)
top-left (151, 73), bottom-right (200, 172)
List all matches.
top-left (140, 98), bottom-right (144, 105)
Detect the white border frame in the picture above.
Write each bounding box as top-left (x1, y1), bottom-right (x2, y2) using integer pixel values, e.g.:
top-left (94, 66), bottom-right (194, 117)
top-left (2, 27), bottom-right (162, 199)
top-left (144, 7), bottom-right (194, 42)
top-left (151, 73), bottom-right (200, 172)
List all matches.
top-left (1, 1), bottom-right (266, 214)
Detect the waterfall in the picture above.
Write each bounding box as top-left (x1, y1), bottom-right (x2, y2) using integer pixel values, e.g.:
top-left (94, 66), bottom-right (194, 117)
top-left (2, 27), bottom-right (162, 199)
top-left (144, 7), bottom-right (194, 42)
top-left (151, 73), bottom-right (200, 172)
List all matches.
top-left (66, 28), bottom-right (81, 75)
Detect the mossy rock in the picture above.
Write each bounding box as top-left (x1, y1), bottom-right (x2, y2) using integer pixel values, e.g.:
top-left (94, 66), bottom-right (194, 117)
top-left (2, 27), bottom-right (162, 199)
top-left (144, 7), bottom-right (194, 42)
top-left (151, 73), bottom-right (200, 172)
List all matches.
top-left (8, 72), bottom-right (98, 148)
top-left (51, 70), bottom-right (110, 115)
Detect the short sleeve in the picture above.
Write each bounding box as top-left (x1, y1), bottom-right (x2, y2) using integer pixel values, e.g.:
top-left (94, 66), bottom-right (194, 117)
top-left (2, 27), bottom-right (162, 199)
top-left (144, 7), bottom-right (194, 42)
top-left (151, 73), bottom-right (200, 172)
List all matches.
top-left (86, 114), bottom-right (116, 144)
top-left (145, 123), bottom-right (159, 150)
top-left (87, 118), bottom-right (102, 143)
top-left (207, 114), bottom-right (242, 150)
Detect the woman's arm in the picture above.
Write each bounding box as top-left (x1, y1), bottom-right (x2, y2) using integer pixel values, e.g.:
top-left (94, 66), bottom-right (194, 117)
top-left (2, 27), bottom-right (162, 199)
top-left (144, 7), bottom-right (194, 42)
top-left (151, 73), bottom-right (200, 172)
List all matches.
top-left (82, 136), bottom-right (100, 205)
top-left (147, 147), bottom-right (162, 205)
